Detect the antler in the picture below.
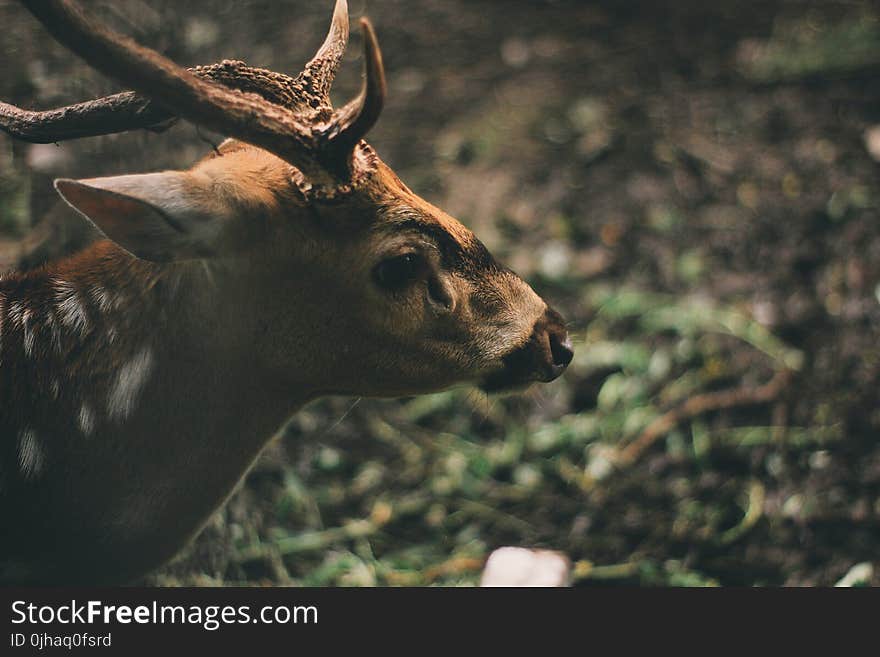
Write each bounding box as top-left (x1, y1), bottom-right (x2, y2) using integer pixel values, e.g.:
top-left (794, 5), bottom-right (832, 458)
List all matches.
top-left (295, 0), bottom-right (350, 111)
top-left (0, 61), bottom-right (308, 143)
top-left (2, 0), bottom-right (386, 188)
top-left (320, 19), bottom-right (386, 165)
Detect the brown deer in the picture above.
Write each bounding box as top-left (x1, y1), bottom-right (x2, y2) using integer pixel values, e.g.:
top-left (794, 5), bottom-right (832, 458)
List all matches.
top-left (0, 0), bottom-right (573, 584)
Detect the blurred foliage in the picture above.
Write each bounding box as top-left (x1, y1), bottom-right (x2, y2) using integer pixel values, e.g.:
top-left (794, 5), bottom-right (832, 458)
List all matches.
top-left (738, 12), bottom-right (880, 82)
top-left (0, 144), bottom-right (30, 236)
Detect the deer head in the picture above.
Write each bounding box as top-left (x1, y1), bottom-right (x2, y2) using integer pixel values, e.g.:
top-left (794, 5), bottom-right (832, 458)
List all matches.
top-left (1, 0), bottom-right (573, 399)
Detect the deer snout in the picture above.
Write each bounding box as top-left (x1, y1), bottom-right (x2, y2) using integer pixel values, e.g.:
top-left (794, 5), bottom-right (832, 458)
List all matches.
top-left (547, 320), bottom-right (574, 378)
top-left (538, 307), bottom-right (574, 381)
top-left (481, 306), bottom-right (573, 392)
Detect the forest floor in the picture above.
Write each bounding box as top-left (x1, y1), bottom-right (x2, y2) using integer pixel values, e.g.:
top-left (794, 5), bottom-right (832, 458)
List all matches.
top-left (1, 0), bottom-right (879, 586)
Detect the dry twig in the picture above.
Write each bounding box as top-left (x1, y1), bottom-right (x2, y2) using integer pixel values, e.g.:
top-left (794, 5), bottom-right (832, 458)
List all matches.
top-left (618, 369), bottom-right (792, 465)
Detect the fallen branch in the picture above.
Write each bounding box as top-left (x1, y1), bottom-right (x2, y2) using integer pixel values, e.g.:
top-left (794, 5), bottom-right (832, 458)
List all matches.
top-left (618, 368), bottom-right (792, 465)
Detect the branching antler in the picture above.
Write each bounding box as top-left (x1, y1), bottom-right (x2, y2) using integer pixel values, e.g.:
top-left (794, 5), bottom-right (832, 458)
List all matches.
top-left (0, 61), bottom-right (306, 143)
top-left (1, 0), bottom-right (386, 190)
top-left (0, 92), bottom-right (172, 143)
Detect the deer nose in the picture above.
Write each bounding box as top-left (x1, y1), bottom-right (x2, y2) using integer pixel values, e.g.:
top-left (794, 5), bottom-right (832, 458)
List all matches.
top-left (479, 306), bottom-right (574, 392)
top-left (542, 316), bottom-right (573, 382)
top-left (533, 307), bottom-right (572, 382)
top-left (549, 329), bottom-right (574, 373)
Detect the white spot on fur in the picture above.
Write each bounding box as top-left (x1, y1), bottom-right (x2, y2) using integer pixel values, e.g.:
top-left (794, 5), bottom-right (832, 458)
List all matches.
top-left (89, 285), bottom-right (113, 313)
top-left (107, 347), bottom-right (154, 421)
top-left (92, 285), bottom-right (128, 316)
top-left (18, 429), bottom-right (44, 480)
top-left (7, 300), bottom-right (24, 325)
top-left (50, 379), bottom-right (60, 400)
top-left (53, 279), bottom-right (89, 336)
top-left (78, 404), bottom-right (96, 436)
top-left (8, 301), bottom-right (34, 356)
top-left (22, 312), bottom-right (35, 356)
top-left (44, 309), bottom-right (62, 353)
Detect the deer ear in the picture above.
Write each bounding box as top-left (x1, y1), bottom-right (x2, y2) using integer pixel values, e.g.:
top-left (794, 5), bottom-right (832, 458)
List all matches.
top-left (54, 172), bottom-right (231, 262)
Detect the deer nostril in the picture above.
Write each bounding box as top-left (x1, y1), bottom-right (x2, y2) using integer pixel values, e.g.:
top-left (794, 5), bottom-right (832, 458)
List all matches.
top-left (549, 332), bottom-right (574, 369)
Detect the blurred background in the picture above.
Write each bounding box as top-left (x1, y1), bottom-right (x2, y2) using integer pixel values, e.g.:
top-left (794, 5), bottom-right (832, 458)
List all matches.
top-left (1, 0), bottom-right (879, 586)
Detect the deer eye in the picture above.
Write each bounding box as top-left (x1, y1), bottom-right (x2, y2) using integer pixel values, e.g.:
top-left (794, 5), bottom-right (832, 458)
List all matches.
top-left (373, 253), bottom-right (425, 291)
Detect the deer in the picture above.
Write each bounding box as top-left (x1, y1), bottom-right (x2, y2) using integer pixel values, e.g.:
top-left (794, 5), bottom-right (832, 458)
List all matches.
top-left (0, 0), bottom-right (573, 585)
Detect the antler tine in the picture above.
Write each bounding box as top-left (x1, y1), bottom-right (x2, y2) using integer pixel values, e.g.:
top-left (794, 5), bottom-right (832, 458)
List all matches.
top-left (296, 0), bottom-right (350, 110)
top-left (322, 18), bottom-right (387, 162)
top-left (0, 62), bottom-right (304, 144)
top-left (9, 0), bottom-right (387, 190)
top-left (19, 0), bottom-right (330, 180)
top-left (0, 93), bottom-right (173, 144)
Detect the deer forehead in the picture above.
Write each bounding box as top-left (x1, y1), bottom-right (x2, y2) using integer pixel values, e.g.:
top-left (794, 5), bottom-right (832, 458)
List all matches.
top-left (194, 145), bottom-right (482, 257)
top-left (372, 163), bottom-right (476, 248)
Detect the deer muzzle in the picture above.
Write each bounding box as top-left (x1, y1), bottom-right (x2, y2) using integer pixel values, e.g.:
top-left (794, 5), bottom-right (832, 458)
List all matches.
top-left (481, 307), bottom-right (573, 392)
